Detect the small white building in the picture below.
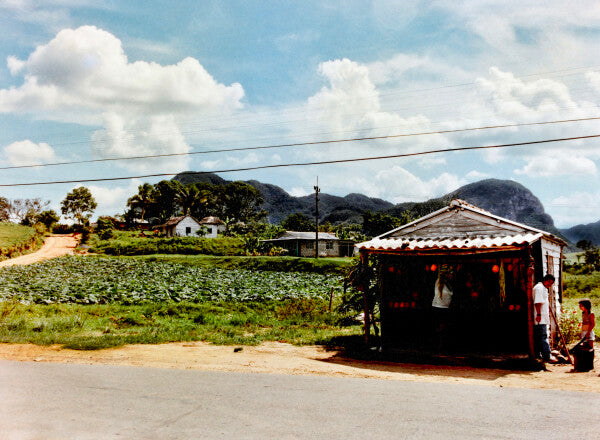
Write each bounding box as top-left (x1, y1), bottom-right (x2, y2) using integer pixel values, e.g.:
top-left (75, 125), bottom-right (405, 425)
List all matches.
top-left (160, 216), bottom-right (203, 237)
top-left (261, 231), bottom-right (355, 257)
top-left (198, 216), bottom-right (226, 238)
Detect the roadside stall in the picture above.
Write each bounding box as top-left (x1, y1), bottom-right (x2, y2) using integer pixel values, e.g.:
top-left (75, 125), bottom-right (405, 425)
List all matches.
top-left (356, 199), bottom-right (566, 358)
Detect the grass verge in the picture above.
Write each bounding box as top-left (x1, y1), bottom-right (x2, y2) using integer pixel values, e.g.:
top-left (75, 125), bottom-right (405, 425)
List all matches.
top-left (0, 299), bottom-right (361, 350)
top-left (0, 223), bottom-right (44, 260)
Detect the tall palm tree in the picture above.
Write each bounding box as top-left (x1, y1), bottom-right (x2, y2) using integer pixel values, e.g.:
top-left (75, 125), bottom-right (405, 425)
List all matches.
top-left (127, 183), bottom-right (156, 222)
top-left (175, 184), bottom-right (201, 216)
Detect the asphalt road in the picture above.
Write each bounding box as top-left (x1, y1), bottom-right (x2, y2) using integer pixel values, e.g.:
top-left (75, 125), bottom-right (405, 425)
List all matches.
top-left (1, 360), bottom-right (599, 440)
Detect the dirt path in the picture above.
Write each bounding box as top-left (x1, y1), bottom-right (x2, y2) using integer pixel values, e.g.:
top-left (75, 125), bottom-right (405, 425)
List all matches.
top-left (0, 234), bottom-right (78, 267)
top-left (1, 342), bottom-right (598, 393)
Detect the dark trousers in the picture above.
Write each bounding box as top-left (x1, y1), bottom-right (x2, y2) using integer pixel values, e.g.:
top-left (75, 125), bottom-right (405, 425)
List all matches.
top-left (533, 324), bottom-right (551, 361)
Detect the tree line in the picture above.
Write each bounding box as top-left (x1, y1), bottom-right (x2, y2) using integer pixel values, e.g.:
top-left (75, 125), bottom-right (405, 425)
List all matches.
top-left (0, 186), bottom-right (97, 232)
top-left (2, 179), bottom-right (417, 241)
top-left (125, 180), bottom-right (266, 227)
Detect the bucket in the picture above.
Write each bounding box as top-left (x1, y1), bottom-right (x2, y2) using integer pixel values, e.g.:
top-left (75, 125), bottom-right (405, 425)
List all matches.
top-left (571, 345), bottom-right (594, 372)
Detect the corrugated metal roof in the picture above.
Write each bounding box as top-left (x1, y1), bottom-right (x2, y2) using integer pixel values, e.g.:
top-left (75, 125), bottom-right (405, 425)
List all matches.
top-left (357, 232), bottom-right (544, 251)
top-left (265, 231), bottom-right (339, 241)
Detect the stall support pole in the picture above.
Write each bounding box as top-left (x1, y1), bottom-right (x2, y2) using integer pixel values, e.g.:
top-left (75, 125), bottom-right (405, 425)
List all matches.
top-left (526, 247), bottom-right (536, 359)
top-left (361, 251), bottom-right (371, 345)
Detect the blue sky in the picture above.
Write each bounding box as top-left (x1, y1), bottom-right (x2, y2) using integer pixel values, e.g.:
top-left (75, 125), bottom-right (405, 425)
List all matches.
top-left (1, 1), bottom-right (600, 227)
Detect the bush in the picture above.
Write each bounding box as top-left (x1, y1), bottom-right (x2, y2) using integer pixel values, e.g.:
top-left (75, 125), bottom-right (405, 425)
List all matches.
top-left (559, 308), bottom-right (581, 344)
top-left (90, 236), bottom-right (246, 256)
top-left (96, 217), bottom-right (115, 240)
top-left (563, 272), bottom-right (600, 299)
top-left (53, 224), bottom-right (75, 234)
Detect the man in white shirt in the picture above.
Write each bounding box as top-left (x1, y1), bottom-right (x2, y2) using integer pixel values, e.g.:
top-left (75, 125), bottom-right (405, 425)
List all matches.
top-left (533, 274), bottom-right (556, 363)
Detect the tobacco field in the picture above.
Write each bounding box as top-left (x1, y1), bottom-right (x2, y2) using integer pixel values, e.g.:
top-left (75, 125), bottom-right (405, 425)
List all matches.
top-left (0, 256), bottom-right (343, 304)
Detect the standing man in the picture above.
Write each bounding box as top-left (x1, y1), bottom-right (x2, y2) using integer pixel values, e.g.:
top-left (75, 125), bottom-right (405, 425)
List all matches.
top-left (533, 274), bottom-right (557, 363)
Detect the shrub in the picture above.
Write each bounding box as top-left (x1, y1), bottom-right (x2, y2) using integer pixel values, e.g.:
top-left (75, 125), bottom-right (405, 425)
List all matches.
top-left (90, 236), bottom-right (246, 256)
top-left (96, 217), bottom-right (115, 240)
top-left (559, 308), bottom-right (581, 344)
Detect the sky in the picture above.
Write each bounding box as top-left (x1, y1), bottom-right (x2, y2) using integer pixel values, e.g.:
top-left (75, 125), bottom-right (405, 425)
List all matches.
top-left (1, 1), bottom-right (600, 228)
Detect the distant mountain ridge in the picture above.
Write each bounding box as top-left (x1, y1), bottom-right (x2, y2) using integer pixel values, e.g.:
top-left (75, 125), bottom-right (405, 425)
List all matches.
top-left (173, 172), bottom-right (570, 240)
top-left (560, 220), bottom-right (600, 245)
top-left (173, 172), bottom-right (393, 224)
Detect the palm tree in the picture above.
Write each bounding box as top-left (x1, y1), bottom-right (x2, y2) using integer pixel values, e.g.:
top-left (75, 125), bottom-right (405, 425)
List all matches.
top-left (127, 183), bottom-right (156, 222)
top-left (175, 184), bottom-right (201, 216)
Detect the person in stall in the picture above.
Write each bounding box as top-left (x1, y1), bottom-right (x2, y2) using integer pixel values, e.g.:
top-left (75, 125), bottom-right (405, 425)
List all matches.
top-left (533, 274), bottom-right (558, 363)
top-left (431, 264), bottom-right (454, 350)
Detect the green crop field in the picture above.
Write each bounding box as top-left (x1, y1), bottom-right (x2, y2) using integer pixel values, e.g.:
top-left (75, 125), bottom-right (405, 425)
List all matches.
top-left (0, 255), bottom-right (360, 349)
top-left (0, 255), bottom-right (344, 304)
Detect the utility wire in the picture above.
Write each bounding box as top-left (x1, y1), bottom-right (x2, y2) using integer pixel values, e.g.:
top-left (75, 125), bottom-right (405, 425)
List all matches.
top-left (3, 116), bottom-right (600, 171)
top-left (2, 133), bottom-right (599, 187)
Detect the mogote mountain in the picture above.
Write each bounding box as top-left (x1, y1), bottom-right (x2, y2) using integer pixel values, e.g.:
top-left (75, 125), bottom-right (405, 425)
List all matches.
top-left (174, 173), bottom-right (571, 240)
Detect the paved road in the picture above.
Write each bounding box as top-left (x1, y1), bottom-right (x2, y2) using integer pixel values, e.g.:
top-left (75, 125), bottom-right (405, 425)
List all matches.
top-left (1, 360), bottom-right (599, 439)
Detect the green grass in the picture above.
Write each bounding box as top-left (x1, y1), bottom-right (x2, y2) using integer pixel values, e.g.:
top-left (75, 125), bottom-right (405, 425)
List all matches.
top-left (563, 271), bottom-right (600, 305)
top-left (0, 223), bottom-right (36, 248)
top-left (0, 300), bottom-right (361, 350)
top-left (0, 222), bottom-right (44, 260)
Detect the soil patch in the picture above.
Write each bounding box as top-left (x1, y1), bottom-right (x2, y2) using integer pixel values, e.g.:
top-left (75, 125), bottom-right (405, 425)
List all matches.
top-left (0, 234), bottom-right (77, 267)
top-left (0, 342), bottom-right (598, 393)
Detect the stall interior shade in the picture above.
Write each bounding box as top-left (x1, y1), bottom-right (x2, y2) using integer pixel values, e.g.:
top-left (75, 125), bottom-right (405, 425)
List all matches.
top-left (380, 256), bottom-right (529, 353)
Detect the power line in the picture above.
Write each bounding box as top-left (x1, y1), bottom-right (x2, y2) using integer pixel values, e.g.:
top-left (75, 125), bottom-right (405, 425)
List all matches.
top-left (2, 133), bottom-right (599, 187)
top-left (3, 115), bottom-right (600, 171)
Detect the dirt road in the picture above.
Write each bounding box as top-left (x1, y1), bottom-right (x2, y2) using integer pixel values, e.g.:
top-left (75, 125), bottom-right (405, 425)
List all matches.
top-left (1, 342), bottom-right (598, 393)
top-left (0, 234), bottom-right (77, 267)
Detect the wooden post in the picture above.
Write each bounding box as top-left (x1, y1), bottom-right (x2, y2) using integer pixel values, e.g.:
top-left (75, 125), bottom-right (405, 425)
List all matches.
top-left (314, 179), bottom-right (320, 259)
top-left (525, 247), bottom-right (536, 359)
top-left (328, 286), bottom-right (334, 312)
top-left (361, 251), bottom-right (371, 345)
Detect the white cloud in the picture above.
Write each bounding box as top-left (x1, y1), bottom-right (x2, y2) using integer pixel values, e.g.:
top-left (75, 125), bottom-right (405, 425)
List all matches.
top-left (91, 112), bottom-right (191, 172)
top-left (302, 58), bottom-right (448, 159)
top-left (288, 186), bottom-right (309, 197)
top-left (225, 152), bottom-right (259, 166)
top-left (6, 55), bottom-right (24, 75)
top-left (475, 67), bottom-right (577, 121)
top-left (1, 26), bottom-right (244, 117)
top-left (588, 71), bottom-right (600, 94)
top-left (418, 156), bottom-right (446, 169)
top-left (88, 179), bottom-right (140, 218)
top-left (199, 160), bottom-right (220, 170)
top-left (323, 164), bottom-right (464, 203)
top-left (550, 191), bottom-right (600, 227)
top-left (515, 153), bottom-right (597, 176)
top-left (466, 170), bottom-right (489, 180)
top-left (3, 139), bottom-right (55, 166)
top-left (375, 168), bottom-right (464, 203)
top-left (0, 25), bottom-right (245, 173)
